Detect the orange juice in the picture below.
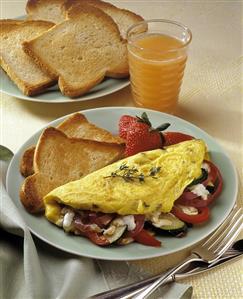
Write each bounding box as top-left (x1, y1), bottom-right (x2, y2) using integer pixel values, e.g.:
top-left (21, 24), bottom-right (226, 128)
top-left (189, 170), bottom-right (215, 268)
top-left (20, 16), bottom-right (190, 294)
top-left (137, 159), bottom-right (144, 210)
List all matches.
top-left (127, 21), bottom-right (191, 114)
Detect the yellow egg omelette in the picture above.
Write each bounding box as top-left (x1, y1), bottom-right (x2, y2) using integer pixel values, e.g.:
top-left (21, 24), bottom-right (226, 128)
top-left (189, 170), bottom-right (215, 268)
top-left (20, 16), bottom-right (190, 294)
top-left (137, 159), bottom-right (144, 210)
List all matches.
top-left (44, 139), bottom-right (207, 225)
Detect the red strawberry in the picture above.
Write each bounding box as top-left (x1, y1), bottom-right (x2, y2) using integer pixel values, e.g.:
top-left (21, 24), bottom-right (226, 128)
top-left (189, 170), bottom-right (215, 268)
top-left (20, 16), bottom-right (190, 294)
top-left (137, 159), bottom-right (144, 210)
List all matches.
top-left (163, 132), bottom-right (194, 146)
top-left (119, 115), bottom-right (137, 140)
top-left (123, 112), bottom-right (170, 157)
top-left (125, 128), bottom-right (162, 156)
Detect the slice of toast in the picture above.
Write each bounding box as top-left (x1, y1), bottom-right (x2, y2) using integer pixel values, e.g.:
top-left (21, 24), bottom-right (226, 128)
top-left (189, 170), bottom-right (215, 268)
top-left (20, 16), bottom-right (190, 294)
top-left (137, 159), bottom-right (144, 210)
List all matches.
top-left (23, 4), bottom-right (129, 97)
top-left (57, 113), bottom-right (124, 144)
top-left (0, 20), bottom-right (56, 96)
top-left (20, 127), bottom-right (124, 213)
top-left (19, 113), bottom-right (124, 177)
top-left (26, 0), bottom-right (67, 24)
top-left (20, 146), bottom-right (36, 177)
top-left (65, 0), bottom-right (144, 39)
top-left (26, 0), bottom-right (144, 39)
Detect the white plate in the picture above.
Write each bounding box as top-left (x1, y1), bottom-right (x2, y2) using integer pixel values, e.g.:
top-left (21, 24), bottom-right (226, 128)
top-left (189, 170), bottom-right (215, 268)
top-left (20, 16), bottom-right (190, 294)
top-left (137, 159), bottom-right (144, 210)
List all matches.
top-left (6, 107), bottom-right (238, 260)
top-left (0, 67), bottom-right (130, 103)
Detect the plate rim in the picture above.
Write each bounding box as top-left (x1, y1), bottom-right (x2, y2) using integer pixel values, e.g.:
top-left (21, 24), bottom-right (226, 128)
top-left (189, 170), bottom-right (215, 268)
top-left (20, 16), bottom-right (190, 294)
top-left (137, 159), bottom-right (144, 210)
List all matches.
top-left (6, 107), bottom-right (238, 260)
top-left (0, 78), bottom-right (130, 103)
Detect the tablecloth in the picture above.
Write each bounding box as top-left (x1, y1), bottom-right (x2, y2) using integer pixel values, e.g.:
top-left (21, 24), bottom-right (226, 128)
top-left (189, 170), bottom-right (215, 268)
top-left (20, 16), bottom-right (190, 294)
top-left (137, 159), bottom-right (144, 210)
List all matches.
top-left (1, 1), bottom-right (242, 298)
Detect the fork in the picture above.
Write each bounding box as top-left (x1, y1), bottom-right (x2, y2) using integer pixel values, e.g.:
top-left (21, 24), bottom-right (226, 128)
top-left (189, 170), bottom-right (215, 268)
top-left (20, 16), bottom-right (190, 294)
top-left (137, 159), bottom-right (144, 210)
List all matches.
top-left (131, 205), bottom-right (242, 299)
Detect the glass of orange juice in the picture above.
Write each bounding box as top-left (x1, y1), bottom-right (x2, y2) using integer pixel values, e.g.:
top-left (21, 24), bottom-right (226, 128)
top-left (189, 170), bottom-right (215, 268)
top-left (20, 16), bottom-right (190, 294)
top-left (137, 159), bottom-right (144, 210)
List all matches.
top-left (127, 19), bottom-right (192, 114)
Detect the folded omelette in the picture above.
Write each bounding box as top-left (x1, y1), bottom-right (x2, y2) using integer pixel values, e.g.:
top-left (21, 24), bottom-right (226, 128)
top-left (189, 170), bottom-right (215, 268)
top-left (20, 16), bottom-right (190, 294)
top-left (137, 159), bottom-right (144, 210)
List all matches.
top-left (44, 140), bottom-right (206, 225)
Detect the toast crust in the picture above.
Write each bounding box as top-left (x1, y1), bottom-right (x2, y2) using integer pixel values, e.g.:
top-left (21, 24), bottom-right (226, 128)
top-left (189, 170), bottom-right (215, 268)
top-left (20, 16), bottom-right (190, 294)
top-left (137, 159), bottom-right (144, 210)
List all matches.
top-left (20, 173), bottom-right (50, 213)
top-left (0, 20), bottom-right (56, 95)
top-left (19, 146), bottom-right (35, 177)
top-left (22, 4), bottom-right (129, 98)
top-left (20, 127), bottom-right (124, 213)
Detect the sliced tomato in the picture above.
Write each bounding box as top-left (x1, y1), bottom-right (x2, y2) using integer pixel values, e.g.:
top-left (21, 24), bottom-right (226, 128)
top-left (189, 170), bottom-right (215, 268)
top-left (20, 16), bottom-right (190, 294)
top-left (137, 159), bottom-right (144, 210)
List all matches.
top-left (134, 229), bottom-right (161, 247)
top-left (177, 161), bottom-right (223, 208)
top-left (86, 232), bottom-right (110, 246)
top-left (126, 215), bottom-right (145, 238)
top-left (202, 160), bottom-right (218, 186)
top-left (163, 132), bottom-right (194, 146)
top-left (172, 205), bottom-right (210, 224)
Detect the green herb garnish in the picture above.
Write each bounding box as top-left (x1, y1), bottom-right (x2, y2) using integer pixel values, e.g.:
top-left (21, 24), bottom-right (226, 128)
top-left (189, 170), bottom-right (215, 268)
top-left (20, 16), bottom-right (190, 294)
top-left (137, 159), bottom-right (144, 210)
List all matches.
top-left (104, 163), bottom-right (161, 182)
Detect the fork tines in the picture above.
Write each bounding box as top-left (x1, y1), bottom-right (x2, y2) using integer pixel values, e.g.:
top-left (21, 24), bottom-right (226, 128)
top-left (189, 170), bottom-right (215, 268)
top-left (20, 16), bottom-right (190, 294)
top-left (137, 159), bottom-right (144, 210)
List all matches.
top-left (202, 206), bottom-right (243, 257)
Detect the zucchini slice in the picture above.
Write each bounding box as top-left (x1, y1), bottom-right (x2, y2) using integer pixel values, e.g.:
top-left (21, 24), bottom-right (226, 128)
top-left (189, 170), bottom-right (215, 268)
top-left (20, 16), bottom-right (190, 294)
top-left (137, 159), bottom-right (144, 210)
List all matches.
top-left (151, 213), bottom-right (185, 230)
top-left (150, 213), bottom-right (188, 237)
top-left (103, 218), bottom-right (127, 244)
top-left (106, 225), bottom-right (127, 244)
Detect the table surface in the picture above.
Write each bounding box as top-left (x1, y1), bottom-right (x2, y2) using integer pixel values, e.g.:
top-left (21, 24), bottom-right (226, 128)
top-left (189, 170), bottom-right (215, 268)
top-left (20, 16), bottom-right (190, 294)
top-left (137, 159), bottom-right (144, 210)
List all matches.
top-left (1, 1), bottom-right (242, 298)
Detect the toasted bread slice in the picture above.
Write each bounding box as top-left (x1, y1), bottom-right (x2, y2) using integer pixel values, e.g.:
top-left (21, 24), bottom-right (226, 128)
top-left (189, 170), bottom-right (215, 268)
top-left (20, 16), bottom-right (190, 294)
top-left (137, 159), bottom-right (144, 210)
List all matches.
top-left (20, 127), bottom-right (124, 213)
top-left (0, 20), bottom-right (56, 96)
top-left (26, 0), bottom-right (143, 39)
top-left (26, 0), bottom-right (67, 24)
top-left (57, 113), bottom-right (124, 144)
top-left (23, 5), bottom-right (129, 97)
top-left (65, 0), bottom-right (144, 39)
top-left (20, 146), bottom-right (36, 177)
top-left (20, 113), bottom-right (124, 177)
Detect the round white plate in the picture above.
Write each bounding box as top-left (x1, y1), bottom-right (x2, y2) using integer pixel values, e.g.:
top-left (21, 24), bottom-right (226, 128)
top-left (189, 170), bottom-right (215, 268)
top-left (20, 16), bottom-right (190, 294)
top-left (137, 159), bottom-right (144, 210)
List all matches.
top-left (6, 107), bottom-right (238, 260)
top-left (0, 66), bottom-right (130, 103)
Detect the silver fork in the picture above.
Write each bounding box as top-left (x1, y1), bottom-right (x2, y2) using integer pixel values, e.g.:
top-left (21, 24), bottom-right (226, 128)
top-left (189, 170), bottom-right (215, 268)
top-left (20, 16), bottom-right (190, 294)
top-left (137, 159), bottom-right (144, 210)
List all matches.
top-left (132, 205), bottom-right (242, 299)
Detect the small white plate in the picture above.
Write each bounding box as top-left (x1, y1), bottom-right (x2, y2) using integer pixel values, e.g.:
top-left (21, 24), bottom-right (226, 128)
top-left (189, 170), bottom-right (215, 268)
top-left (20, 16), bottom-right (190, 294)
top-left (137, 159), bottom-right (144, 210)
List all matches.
top-left (6, 107), bottom-right (238, 260)
top-left (0, 67), bottom-right (130, 103)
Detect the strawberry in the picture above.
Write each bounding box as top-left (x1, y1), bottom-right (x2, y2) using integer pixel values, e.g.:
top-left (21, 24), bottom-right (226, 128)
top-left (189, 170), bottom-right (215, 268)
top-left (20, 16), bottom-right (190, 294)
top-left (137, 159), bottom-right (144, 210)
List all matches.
top-left (119, 115), bottom-right (137, 140)
top-left (125, 128), bottom-right (162, 156)
top-left (163, 132), bottom-right (194, 146)
top-left (123, 112), bottom-right (170, 157)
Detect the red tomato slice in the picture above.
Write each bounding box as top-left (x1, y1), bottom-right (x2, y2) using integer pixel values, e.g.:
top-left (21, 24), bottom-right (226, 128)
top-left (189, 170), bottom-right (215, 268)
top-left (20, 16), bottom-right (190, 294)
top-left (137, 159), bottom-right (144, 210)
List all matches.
top-left (202, 160), bottom-right (218, 186)
top-left (163, 132), bottom-right (194, 146)
top-left (172, 206), bottom-right (210, 224)
top-left (126, 215), bottom-right (145, 238)
top-left (177, 161), bottom-right (223, 208)
top-left (86, 232), bottom-right (110, 246)
top-left (134, 229), bottom-right (161, 247)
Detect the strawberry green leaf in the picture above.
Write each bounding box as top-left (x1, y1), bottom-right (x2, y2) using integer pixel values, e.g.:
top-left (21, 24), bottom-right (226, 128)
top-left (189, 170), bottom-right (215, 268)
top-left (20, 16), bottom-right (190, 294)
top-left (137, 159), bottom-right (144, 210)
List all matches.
top-left (136, 112), bottom-right (152, 127)
top-left (155, 123), bottom-right (171, 131)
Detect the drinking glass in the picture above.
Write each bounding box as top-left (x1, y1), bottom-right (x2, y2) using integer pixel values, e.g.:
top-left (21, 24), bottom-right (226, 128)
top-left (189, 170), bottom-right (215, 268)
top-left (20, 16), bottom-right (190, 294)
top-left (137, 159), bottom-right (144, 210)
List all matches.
top-left (127, 19), bottom-right (192, 114)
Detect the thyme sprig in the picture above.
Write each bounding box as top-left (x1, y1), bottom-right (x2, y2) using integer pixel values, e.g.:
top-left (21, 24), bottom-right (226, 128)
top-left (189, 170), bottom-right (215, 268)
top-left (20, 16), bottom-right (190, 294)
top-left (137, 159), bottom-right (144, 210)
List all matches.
top-left (104, 163), bottom-right (161, 183)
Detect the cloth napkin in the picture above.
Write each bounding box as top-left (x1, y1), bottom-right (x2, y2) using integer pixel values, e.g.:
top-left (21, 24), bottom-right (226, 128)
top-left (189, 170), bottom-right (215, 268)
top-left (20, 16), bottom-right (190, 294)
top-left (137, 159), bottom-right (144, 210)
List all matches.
top-left (0, 158), bottom-right (192, 299)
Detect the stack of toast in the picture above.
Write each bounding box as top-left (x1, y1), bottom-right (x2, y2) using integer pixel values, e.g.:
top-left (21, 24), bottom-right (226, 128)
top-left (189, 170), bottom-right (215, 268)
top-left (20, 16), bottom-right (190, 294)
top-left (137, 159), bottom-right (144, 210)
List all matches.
top-left (0, 0), bottom-right (143, 97)
top-left (20, 113), bottom-right (125, 213)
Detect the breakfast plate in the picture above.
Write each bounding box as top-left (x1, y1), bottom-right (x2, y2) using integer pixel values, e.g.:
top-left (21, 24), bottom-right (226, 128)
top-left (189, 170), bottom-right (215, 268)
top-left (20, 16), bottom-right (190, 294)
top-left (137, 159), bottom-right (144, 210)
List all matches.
top-left (6, 107), bottom-right (238, 260)
top-left (0, 67), bottom-right (130, 103)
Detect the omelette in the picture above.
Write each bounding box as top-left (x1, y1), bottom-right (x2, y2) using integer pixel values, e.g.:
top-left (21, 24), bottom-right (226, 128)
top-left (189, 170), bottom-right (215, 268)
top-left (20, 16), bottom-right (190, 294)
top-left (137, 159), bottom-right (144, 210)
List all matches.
top-left (44, 140), bottom-right (206, 227)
